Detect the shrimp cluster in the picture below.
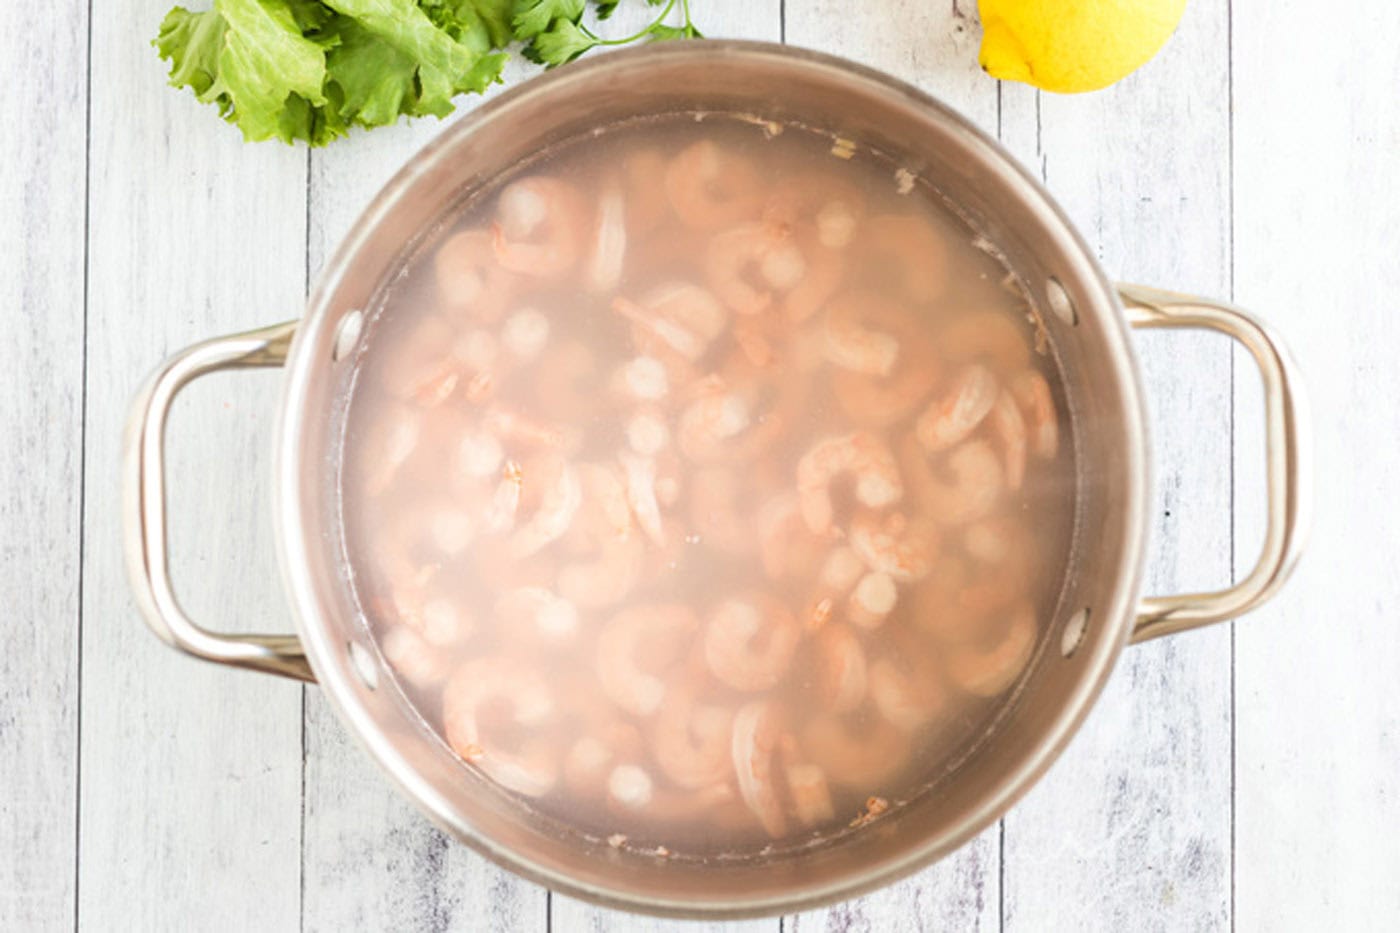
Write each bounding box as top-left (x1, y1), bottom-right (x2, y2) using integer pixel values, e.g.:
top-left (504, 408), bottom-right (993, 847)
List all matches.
top-left (341, 118), bottom-right (1070, 855)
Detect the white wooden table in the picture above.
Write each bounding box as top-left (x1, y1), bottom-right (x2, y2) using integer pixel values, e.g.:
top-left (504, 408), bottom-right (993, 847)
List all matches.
top-left (5, 0), bottom-right (1398, 929)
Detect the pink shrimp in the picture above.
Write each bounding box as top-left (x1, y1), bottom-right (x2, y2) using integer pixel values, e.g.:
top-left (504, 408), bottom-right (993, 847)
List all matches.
top-left (499, 307), bottom-right (550, 363)
top-left (586, 182), bottom-right (627, 293)
top-left (380, 624), bottom-right (450, 689)
top-left (483, 407), bottom-right (572, 451)
top-left (491, 176), bottom-right (586, 278)
top-left (705, 221), bottom-right (808, 316)
top-left (914, 364), bottom-right (999, 454)
top-left (687, 467), bottom-right (754, 555)
top-left (703, 593), bottom-right (801, 692)
top-left (959, 516), bottom-right (1037, 617)
top-left (757, 492), bottom-right (830, 582)
top-left (763, 170), bottom-right (868, 250)
top-left (558, 464), bottom-right (642, 608)
top-left (606, 764), bottom-right (735, 825)
top-left (852, 213), bottom-right (948, 304)
top-left (493, 586), bottom-right (580, 645)
top-left (801, 545), bottom-right (867, 630)
top-left (650, 686), bottom-right (735, 789)
top-left (677, 387), bottom-right (751, 463)
top-left (434, 229), bottom-right (516, 323)
top-left (664, 140), bottom-right (763, 231)
top-left (376, 315), bottom-right (465, 406)
top-left (812, 623), bottom-right (867, 713)
top-left (780, 242), bottom-right (846, 324)
top-left (596, 604), bottom-right (697, 717)
top-left (847, 572), bottom-right (899, 630)
top-left (443, 657), bottom-right (559, 797)
top-left (731, 700), bottom-right (788, 838)
top-left (532, 341), bottom-right (602, 423)
top-left (901, 434), bottom-right (1004, 526)
top-left (823, 291), bottom-right (902, 377)
top-left (830, 303), bottom-right (941, 428)
top-left (945, 602), bottom-right (1039, 697)
top-left (1012, 369), bottom-right (1060, 461)
top-left (619, 452), bottom-right (666, 546)
top-left (796, 431), bottom-right (903, 535)
top-left (801, 713), bottom-right (909, 788)
top-left (988, 388), bottom-right (1028, 492)
top-left (909, 556), bottom-right (986, 645)
top-left (785, 760), bottom-right (836, 829)
top-left (869, 649), bottom-right (949, 732)
top-left (358, 407), bottom-right (421, 494)
top-left (937, 311), bottom-right (1032, 374)
top-left (481, 459), bottom-right (524, 534)
top-left (562, 720), bottom-right (644, 801)
top-left (508, 457), bottom-right (582, 558)
top-left (614, 281), bottom-right (729, 362)
top-left (849, 509), bottom-right (941, 582)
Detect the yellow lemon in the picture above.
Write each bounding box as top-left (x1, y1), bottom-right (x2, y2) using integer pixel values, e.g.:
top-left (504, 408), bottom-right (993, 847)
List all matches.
top-left (978, 0), bottom-right (1189, 93)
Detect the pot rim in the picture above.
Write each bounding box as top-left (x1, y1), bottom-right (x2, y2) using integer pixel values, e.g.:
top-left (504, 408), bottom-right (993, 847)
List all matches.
top-left (275, 39), bottom-right (1150, 918)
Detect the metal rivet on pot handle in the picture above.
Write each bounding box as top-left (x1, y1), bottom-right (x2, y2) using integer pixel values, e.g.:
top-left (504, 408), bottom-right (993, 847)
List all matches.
top-left (1120, 284), bottom-right (1312, 643)
top-left (122, 320), bottom-right (316, 682)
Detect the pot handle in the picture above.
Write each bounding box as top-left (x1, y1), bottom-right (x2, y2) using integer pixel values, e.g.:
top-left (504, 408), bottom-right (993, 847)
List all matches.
top-left (123, 321), bottom-right (316, 682)
top-left (1120, 284), bottom-right (1311, 644)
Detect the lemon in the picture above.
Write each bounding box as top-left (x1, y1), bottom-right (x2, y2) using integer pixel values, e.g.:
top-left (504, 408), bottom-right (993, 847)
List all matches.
top-left (977, 0), bottom-right (1188, 93)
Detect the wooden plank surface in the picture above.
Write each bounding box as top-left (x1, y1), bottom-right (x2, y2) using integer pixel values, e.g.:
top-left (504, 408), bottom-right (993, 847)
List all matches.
top-left (0, 1), bottom-right (88, 929)
top-left (1232, 1), bottom-right (1400, 927)
top-left (996, 2), bottom-right (1235, 929)
top-left (77, 0), bottom-right (308, 928)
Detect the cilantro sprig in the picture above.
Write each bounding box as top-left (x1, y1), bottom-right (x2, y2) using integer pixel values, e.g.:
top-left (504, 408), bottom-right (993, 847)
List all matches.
top-left (155, 0), bottom-right (702, 146)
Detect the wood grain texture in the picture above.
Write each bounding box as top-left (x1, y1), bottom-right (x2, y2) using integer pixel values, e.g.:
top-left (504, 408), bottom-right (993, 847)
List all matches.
top-left (0, 1), bottom-right (87, 928)
top-left (1233, 1), bottom-right (1400, 927)
top-left (996, 2), bottom-right (1234, 928)
top-left (78, 1), bottom-right (307, 928)
top-left (781, 4), bottom-right (1003, 930)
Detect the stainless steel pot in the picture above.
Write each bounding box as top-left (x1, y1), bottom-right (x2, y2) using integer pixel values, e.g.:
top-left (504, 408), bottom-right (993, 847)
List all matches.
top-left (123, 42), bottom-right (1309, 918)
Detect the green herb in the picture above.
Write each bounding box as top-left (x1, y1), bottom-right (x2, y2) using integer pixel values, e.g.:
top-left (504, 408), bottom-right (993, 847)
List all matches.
top-left (155, 0), bottom-right (701, 146)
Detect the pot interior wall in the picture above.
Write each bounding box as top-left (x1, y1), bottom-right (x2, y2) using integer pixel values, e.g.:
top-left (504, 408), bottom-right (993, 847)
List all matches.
top-left (283, 43), bottom-right (1146, 914)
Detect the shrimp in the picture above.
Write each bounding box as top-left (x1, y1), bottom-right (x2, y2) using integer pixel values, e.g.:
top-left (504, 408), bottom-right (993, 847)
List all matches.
top-left (651, 686), bottom-right (735, 789)
top-left (508, 458), bottom-right (583, 558)
top-left (558, 464), bottom-right (642, 607)
top-left (619, 452), bottom-right (666, 546)
top-left (614, 282), bottom-right (729, 362)
top-left (532, 341), bottom-right (602, 423)
top-left (796, 432), bottom-right (903, 536)
top-left (482, 460), bottom-right (524, 534)
top-left (690, 468), bottom-right (758, 556)
top-left (705, 221), bottom-right (808, 316)
top-left (493, 586), bottom-right (580, 644)
top-left (731, 700), bottom-right (788, 838)
top-left (900, 435), bottom-right (1003, 526)
top-left (483, 407), bottom-right (572, 450)
top-left (664, 140), bottom-right (763, 231)
top-left (434, 229), bottom-right (516, 323)
top-left (784, 756), bottom-right (836, 829)
top-left (763, 170), bottom-right (868, 250)
top-left (377, 315), bottom-right (465, 406)
top-left (988, 388), bottom-right (1028, 492)
top-left (830, 302), bottom-right (941, 428)
top-left (491, 176), bottom-right (586, 278)
top-left (596, 604), bottom-right (697, 717)
top-left (681, 349), bottom-right (807, 465)
top-left (801, 545), bottom-right (867, 630)
top-left (586, 182), bottom-right (627, 293)
top-left (945, 602), bottom-right (1038, 697)
top-left (847, 571), bottom-right (899, 630)
top-left (937, 311), bottom-right (1032, 374)
top-left (823, 291), bottom-right (902, 377)
top-left (757, 492), bottom-right (830, 582)
top-left (607, 764), bottom-right (735, 824)
top-left (380, 624), bottom-right (450, 689)
top-left (443, 657), bottom-right (559, 797)
top-left (853, 213), bottom-right (948, 303)
top-left (1012, 369), bottom-right (1060, 461)
top-left (779, 243), bottom-right (846, 324)
top-left (801, 713), bottom-right (909, 788)
top-left (849, 510), bottom-right (941, 582)
top-left (812, 623), bottom-right (867, 713)
top-left (359, 407), bottom-right (421, 494)
top-left (959, 517), bottom-right (1036, 617)
top-left (562, 720), bottom-right (644, 800)
top-left (625, 410), bottom-right (670, 458)
top-left (614, 355), bottom-right (670, 403)
top-left (499, 307), bottom-right (550, 362)
top-left (456, 427), bottom-right (505, 481)
top-left (677, 388), bottom-right (751, 462)
top-left (869, 649), bottom-right (948, 732)
top-left (703, 593), bottom-right (800, 692)
top-left (914, 364), bottom-right (999, 454)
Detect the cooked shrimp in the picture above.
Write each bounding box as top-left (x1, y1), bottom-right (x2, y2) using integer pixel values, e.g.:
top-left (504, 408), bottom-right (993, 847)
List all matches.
top-left (677, 389), bottom-right (751, 462)
top-left (869, 651), bottom-right (948, 732)
top-left (780, 243), bottom-right (846, 323)
top-left (800, 545), bottom-right (867, 629)
top-left (380, 624), bottom-right (449, 689)
top-left (847, 572), bottom-right (898, 630)
top-left (704, 593), bottom-right (800, 692)
top-left (596, 604), bottom-right (697, 717)
top-left (989, 388), bottom-right (1028, 492)
top-left (359, 408), bottom-right (421, 494)
top-left (785, 759), bottom-right (836, 829)
top-left (959, 517), bottom-right (1036, 617)
top-left (705, 221), bottom-right (807, 316)
top-left (901, 435), bottom-right (1003, 526)
top-left (562, 720), bottom-right (643, 800)
top-left (849, 510), bottom-right (941, 582)
top-left (557, 535), bottom-right (643, 609)
top-left (494, 586), bottom-right (580, 644)
top-left (482, 460), bottom-right (524, 534)
top-left (731, 700), bottom-right (788, 838)
top-left (764, 170), bottom-right (868, 250)
top-left (483, 407), bottom-right (571, 450)
top-left (830, 302), bottom-right (941, 427)
top-left (614, 282), bottom-right (729, 361)
top-left (853, 213), bottom-right (948, 303)
top-left (664, 140), bottom-right (763, 231)
top-left (801, 713), bottom-right (909, 788)
top-left (757, 492), bottom-right (830, 582)
top-left (434, 229), bottom-right (515, 322)
top-left (509, 458), bottom-right (582, 558)
top-left (492, 176), bottom-right (586, 278)
top-left (586, 183), bottom-right (627, 293)
top-left (823, 291), bottom-right (902, 377)
top-left (914, 364), bottom-right (999, 453)
top-left (938, 311), bottom-right (1032, 374)
top-left (619, 452), bottom-right (666, 546)
top-left (812, 623), bottom-right (867, 713)
top-left (377, 315), bottom-right (463, 405)
top-left (651, 686), bottom-right (735, 789)
top-left (443, 657), bottom-right (559, 797)
top-left (796, 432), bottom-right (903, 535)
top-left (945, 602), bottom-right (1038, 697)
top-left (1012, 369), bottom-right (1059, 461)
top-left (615, 355), bottom-right (670, 402)
top-left (625, 410), bottom-right (670, 458)
top-left (456, 428), bottom-right (504, 481)
top-left (499, 307), bottom-right (550, 362)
